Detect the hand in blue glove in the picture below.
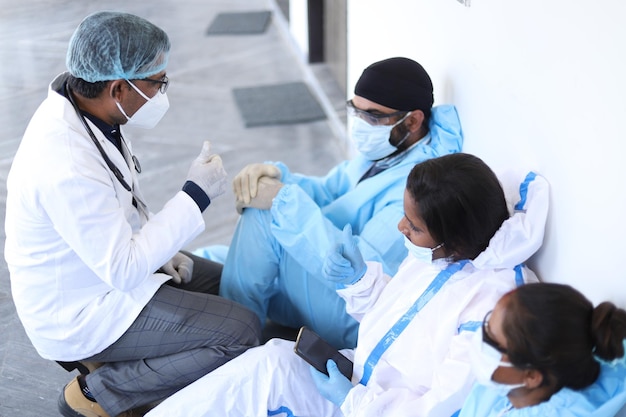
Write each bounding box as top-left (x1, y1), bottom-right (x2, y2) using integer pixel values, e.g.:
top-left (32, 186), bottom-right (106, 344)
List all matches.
top-left (309, 359), bottom-right (353, 407)
top-left (323, 224), bottom-right (367, 285)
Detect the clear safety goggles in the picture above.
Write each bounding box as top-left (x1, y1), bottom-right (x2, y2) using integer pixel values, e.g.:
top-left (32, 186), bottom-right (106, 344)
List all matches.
top-left (346, 100), bottom-right (409, 126)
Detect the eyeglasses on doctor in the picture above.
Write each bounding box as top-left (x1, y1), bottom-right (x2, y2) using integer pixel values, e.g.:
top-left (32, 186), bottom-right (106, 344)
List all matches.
top-left (346, 99), bottom-right (408, 126)
top-left (482, 310), bottom-right (508, 354)
top-left (136, 75), bottom-right (169, 94)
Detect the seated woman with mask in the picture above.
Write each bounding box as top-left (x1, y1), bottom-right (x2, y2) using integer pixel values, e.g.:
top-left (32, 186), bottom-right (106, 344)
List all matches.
top-left (146, 153), bottom-right (549, 417)
top-left (462, 282), bottom-right (626, 417)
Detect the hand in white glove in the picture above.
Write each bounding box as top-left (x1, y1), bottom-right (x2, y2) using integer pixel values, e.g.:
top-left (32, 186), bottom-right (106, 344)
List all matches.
top-left (160, 252), bottom-right (194, 284)
top-left (186, 141), bottom-right (228, 200)
top-left (235, 176), bottom-right (283, 214)
top-left (232, 163), bottom-right (281, 204)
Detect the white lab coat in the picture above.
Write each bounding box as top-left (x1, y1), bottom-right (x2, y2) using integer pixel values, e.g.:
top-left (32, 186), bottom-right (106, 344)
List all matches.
top-left (146, 173), bottom-right (549, 417)
top-left (4, 73), bottom-right (205, 361)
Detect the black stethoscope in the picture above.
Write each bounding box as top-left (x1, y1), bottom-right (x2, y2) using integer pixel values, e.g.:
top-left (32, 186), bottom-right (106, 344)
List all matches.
top-left (65, 82), bottom-right (140, 192)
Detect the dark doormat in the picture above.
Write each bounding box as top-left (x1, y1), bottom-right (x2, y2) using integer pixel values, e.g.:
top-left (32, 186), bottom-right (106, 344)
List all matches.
top-left (206, 11), bottom-right (272, 35)
top-left (233, 81), bottom-right (327, 127)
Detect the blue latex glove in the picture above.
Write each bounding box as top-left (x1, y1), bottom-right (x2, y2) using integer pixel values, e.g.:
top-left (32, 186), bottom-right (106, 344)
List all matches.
top-left (309, 360), bottom-right (353, 407)
top-left (322, 224), bottom-right (367, 285)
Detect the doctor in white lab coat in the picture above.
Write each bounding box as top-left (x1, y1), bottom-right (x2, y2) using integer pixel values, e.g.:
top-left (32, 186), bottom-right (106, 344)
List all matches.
top-left (4, 11), bottom-right (260, 417)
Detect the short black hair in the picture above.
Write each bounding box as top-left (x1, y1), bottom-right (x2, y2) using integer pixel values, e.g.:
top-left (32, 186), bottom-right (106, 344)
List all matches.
top-left (66, 74), bottom-right (108, 99)
top-left (406, 153), bottom-right (509, 260)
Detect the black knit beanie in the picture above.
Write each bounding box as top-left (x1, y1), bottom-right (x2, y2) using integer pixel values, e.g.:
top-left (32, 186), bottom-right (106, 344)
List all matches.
top-left (354, 57), bottom-right (434, 112)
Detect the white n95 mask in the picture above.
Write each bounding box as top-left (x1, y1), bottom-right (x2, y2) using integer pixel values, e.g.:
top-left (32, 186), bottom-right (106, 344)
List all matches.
top-left (404, 236), bottom-right (443, 264)
top-left (469, 329), bottom-right (525, 397)
top-left (350, 112), bottom-right (411, 161)
top-left (116, 80), bottom-right (170, 129)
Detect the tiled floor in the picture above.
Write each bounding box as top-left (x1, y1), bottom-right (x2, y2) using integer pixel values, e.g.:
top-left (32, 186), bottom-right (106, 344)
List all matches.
top-left (0, 0), bottom-right (346, 415)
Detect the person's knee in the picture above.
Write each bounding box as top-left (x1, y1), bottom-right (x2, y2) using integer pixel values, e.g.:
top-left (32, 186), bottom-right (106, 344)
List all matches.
top-left (231, 303), bottom-right (263, 346)
top-left (236, 207), bottom-right (274, 236)
top-left (263, 338), bottom-right (298, 360)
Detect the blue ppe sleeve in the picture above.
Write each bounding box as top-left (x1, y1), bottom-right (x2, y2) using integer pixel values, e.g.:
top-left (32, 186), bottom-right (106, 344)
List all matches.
top-left (270, 184), bottom-right (405, 279)
top-left (275, 159), bottom-right (354, 208)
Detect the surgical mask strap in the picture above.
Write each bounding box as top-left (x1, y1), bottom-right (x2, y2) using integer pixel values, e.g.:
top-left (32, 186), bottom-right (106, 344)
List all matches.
top-left (116, 101), bottom-right (131, 121)
top-left (392, 111), bottom-right (411, 129)
top-left (431, 242), bottom-right (444, 252)
top-left (404, 237), bottom-right (445, 264)
top-left (126, 79), bottom-right (151, 101)
top-left (116, 80), bottom-right (151, 121)
top-left (390, 111), bottom-right (412, 147)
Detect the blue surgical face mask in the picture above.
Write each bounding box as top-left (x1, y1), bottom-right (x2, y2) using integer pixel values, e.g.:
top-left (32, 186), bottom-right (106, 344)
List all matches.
top-left (350, 112), bottom-right (411, 161)
top-left (469, 328), bottom-right (525, 397)
top-left (404, 236), bottom-right (443, 264)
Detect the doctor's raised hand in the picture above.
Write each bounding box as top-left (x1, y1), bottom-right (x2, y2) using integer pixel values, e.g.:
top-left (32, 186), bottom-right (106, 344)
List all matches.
top-left (186, 140), bottom-right (228, 202)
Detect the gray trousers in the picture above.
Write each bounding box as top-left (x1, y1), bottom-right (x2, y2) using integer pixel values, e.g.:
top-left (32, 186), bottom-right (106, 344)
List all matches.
top-left (82, 253), bottom-right (262, 416)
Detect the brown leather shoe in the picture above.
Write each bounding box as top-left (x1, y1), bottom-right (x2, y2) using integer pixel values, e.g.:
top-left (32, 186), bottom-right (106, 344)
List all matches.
top-left (57, 376), bottom-right (111, 417)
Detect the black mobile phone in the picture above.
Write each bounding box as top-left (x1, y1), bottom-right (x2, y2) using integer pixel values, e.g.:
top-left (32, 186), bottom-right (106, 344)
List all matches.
top-left (294, 326), bottom-right (353, 379)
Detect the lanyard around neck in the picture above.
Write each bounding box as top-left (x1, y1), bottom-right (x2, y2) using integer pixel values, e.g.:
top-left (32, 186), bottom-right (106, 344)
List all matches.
top-left (359, 260), bottom-right (469, 386)
top-left (65, 82), bottom-right (132, 192)
top-left (65, 83), bottom-right (150, 221)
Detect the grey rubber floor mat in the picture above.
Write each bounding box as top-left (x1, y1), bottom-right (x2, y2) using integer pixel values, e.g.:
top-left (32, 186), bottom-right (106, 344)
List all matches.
top-left (233, 81), bottom-right (327, 127)
top-left (206, 11), bottom-right (272, 35)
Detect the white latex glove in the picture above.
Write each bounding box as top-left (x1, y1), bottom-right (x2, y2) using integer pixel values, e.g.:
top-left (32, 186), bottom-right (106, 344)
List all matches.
top-left (160, 252), bottom-right (194, 284)
top-left (186, 141), bottom-right (228, 200)
top-left (232, 163), bottom-right (281, 204)
top-left (235, 176), bottom-right (283, 214)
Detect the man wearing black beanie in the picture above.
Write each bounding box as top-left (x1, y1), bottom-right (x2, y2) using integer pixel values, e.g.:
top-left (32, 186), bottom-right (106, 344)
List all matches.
top-left (210, 57), bottom-right (463, 349)
top-left (348, 57), bottom-right (437, 164)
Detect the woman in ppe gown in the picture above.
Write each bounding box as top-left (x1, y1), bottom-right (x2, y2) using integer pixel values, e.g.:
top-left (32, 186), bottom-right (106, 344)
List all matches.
top-left (459, 282), bottom-right (626, 417)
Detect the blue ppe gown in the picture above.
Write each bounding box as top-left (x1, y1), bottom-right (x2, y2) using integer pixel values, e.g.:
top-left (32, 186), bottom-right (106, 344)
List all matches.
top-left (219, 105), bottom-right (463, 348)
top-left (457, 340), bottom-right (626, 417)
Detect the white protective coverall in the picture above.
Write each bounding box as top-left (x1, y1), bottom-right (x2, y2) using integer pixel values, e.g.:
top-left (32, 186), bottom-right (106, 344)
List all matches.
top-left (4, 74), bottom-right (204, 361)
top-left (457, 340), bottom-right (626, 417)
top-left (146, 172), bottom-right (550, 417)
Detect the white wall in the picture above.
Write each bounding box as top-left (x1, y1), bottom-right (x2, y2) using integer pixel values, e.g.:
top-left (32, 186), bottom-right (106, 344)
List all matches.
top-left (347, 0), bottom-right (626, 309)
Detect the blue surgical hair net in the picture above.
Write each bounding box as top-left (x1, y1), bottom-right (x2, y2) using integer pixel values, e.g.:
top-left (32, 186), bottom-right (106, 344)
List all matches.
top-left (66, 11), bottom-right (170, 83)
